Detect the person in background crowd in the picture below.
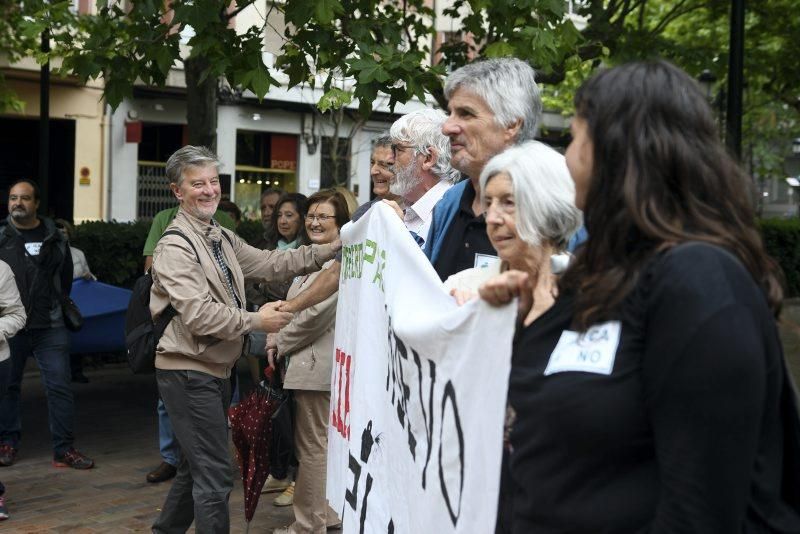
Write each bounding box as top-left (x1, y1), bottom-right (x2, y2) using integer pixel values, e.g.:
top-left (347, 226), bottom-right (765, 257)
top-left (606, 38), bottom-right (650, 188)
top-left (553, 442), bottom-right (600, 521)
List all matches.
top-left (249, 188), bottom-right (284, 249)
top-left (252, 192), bottom-right (309, 506)
top-left (150, 145), bottom-right (339, 533)
top-left (0, 179), bottom-right (94, 470)
top-left (261, 188), bottom-right (282, 229)
top-left (267, 189), bottom-right (349, 534)
top-left (142, 205), bottom-right (236, 484)
top-left (54, 219), bottom-right (95, 384)
top-left (246, 193), bottom-right (310, 308)
top-left (273, 193), bottom-right (309, 250)
top-left (483, 60), bottom-right (800, 532)
top-left (385, 108), bottom-right (459, 247)
top-left (368, 135), bottom-right (400, 203)
top-left (217, 200), bottom-right (242, 229)
top-left (0, 259), bottom-right (27, 521)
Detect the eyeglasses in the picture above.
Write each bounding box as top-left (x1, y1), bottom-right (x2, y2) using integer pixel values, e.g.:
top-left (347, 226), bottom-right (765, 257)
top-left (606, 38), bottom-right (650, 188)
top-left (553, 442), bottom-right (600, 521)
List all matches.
top-left (305, 214), bottom-right (336, 223)
top-left (391, 143), bottom-right (415, 154)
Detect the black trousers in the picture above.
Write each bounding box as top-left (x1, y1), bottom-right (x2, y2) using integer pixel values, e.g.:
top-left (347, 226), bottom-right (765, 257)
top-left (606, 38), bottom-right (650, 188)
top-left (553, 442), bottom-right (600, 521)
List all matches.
top-left (152, 369), bottom-right (232, 534)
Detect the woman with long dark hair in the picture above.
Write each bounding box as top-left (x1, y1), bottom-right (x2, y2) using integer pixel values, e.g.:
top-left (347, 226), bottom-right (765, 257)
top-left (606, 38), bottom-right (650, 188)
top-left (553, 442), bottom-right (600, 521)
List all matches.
top-left (483, 60), bottom-right (800, 532)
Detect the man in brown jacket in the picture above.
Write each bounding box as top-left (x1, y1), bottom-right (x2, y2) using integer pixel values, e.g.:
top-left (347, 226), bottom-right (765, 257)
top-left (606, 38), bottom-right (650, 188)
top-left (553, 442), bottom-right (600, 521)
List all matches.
top-left (149, 145), bottom-right (340, 534)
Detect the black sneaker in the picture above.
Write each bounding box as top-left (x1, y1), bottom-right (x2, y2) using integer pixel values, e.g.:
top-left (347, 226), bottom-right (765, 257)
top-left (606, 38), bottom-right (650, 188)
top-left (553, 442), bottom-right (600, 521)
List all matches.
top-left (0, 494), bottom-right (8, 520)
top-left (0, 444), bottom-right (16, 467)
top-left (53, 448), bottom-right (94, 469)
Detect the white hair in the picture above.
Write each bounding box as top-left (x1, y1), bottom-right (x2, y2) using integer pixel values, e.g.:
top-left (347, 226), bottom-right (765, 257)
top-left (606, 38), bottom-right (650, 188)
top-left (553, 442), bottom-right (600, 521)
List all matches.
top-left (445, 58), bottom-right (542, 143)
top-left (389, 108), bottom-right (460, 184)
top-left (480, 141), bottom-right (583, 249)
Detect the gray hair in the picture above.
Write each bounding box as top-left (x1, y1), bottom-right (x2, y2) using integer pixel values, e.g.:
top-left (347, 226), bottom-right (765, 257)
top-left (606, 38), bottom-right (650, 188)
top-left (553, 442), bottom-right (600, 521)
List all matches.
top-left (480, 141), bottom-right (582, 249)
top-left (445, 58), bottom-right (542, 143)
top-left (390, 109), bottom-right (460, 184)
top-left (260, 187), bottom-right (284, 200)
top-left (373, 134), bottom-right (392, 150)
top-left (165, 145), bottom-right (220, 185)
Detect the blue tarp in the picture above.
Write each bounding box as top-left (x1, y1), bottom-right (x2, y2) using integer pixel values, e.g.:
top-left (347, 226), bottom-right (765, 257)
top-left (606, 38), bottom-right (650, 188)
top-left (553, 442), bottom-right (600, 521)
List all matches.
top-left (69, 278), bottom-right (132, 354)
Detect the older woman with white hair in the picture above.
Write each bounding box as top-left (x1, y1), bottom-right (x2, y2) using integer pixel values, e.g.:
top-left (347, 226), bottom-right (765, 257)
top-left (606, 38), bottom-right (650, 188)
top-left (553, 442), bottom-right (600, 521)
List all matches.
top-left (445, 140), bottom-right (582, 322)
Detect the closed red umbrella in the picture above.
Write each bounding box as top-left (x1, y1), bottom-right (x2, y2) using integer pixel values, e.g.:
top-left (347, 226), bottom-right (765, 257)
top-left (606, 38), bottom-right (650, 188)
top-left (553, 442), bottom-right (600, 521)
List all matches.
top-left (229, 368), bottom-right (285, 529)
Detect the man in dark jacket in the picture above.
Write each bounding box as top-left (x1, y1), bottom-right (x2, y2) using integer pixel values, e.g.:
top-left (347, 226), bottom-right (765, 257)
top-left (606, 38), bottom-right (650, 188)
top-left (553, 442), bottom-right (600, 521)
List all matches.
top-left (0, 179), bottom-right (94, 470)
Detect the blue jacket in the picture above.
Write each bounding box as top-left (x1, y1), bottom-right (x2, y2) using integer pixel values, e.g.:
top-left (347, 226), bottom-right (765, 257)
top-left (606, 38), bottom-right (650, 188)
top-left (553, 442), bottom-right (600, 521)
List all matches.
top-left (424, 179), bottom-right (469, 265)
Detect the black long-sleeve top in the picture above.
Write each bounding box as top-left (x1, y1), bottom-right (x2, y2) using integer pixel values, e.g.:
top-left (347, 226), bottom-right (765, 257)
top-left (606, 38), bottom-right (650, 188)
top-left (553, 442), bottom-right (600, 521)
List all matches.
top-left (504, 243), bottom-right (800, 533)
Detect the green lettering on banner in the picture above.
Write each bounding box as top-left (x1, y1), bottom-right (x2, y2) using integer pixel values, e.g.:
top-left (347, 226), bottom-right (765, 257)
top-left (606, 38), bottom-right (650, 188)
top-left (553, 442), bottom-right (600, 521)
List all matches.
top-left (342, 239), bottom-right (387, 289)
top-left (372, 249), bottom-right (386, 292)
top-left (364, 239), bottom-right (377, 263)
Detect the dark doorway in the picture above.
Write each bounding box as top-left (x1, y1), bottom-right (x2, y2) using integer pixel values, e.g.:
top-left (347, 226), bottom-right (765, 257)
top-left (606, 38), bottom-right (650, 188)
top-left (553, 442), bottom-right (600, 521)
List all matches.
top-left (0, 117), bottom-right (76, 221)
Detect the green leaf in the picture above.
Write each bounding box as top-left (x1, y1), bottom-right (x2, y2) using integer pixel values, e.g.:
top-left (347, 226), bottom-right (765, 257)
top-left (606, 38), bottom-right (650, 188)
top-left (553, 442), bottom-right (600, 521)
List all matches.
top-left (484, 41), bottom-right (515, 58)
top-left (283, 0), bottom-right (314, 26)
top-left (318, 87), bottom-right (352, 113)
top-left (251, 65), bottom-right (275, 100)
top-left (155, 46), bottom-right (174, 75)
top-left (313, 0), bottom-right (344, 25)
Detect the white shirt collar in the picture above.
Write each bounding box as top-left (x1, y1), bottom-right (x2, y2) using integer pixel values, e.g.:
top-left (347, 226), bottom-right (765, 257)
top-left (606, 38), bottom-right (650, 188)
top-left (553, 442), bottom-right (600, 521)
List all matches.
top-left (403, 180), bottom-right (452, 236)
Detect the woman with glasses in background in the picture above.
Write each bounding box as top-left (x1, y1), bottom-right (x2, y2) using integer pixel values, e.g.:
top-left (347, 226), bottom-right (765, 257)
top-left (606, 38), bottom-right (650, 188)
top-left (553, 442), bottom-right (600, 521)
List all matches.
top-left (268, 189), bottom-right (350, 534)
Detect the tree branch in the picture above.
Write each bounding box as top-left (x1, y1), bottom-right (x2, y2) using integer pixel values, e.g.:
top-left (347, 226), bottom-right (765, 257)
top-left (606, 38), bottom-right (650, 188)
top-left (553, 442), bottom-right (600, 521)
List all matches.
top-left (224, 0), bottom-right (259, 22)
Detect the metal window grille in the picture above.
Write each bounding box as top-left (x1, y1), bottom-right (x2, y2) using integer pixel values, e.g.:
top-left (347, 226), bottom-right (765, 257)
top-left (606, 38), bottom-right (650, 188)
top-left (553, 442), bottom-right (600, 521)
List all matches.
top-left (137, 163), bottom-right (174, 219)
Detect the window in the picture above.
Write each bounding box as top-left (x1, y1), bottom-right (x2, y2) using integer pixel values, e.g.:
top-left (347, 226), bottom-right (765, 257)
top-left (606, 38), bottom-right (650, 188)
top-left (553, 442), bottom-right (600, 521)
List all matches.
top-left (320, 136), bottom-right (351, 188)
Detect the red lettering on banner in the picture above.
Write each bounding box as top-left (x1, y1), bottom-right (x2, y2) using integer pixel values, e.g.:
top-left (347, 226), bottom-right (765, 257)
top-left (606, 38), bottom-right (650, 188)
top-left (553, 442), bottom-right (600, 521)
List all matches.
top-left (332, 347), bottom-right (352, 439)
top-left (344, 353), bottom-right (351, 439)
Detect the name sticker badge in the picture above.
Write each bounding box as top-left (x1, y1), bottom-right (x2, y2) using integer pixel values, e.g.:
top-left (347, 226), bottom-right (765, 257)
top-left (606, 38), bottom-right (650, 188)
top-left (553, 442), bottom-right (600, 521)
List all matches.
top-left (544, 321), bottom-right (622, 376)
top-left (24, 242), bottom-right (42, 256)
top-left (474, 253), bottom-right (500, 270)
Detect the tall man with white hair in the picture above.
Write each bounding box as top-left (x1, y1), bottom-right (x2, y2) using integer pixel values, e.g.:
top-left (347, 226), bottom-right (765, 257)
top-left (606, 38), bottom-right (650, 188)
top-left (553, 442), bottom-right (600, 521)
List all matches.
top-left (279, 110), bottom-right (460, 313)
top-left (388, 108), bottom-right (459, 246)
top-left (426, 57), bottom-right (543, 280)
top-left (149, 145), bottom-right (340, 533)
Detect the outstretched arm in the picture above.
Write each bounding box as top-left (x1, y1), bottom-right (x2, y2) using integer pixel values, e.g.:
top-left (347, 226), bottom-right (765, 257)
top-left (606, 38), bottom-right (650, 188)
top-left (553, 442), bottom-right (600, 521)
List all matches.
top-left (279, 260), bottom-right (341, 313)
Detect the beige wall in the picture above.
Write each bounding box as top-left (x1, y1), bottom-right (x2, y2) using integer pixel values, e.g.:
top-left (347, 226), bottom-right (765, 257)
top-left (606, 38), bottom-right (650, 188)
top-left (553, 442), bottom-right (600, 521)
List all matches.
top-left (4, 76), bottom-right (106, 222)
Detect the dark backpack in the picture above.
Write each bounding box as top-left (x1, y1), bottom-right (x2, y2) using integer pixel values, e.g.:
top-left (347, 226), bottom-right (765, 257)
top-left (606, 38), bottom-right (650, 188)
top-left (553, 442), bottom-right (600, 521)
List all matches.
top-left (124, 230), bottom-right (198, 374)
top-left (124, 228), bottom-right (235, 374)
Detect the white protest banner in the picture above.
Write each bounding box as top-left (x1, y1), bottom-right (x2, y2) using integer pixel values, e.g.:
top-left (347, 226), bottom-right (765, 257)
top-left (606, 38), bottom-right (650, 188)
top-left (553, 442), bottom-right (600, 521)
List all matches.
top-left (327, 202), bottom-right (516, 533)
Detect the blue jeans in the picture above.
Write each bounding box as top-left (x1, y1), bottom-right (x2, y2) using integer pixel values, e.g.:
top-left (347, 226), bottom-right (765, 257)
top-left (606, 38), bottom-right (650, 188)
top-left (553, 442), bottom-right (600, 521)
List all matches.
top-left (0, 327), bottom-right (75, 455)
top-left (158, 397), bottom-right (181, 467)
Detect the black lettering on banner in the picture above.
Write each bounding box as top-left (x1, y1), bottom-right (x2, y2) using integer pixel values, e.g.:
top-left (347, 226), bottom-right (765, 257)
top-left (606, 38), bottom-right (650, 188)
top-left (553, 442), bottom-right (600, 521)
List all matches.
top-left (345, 421), bottom-right (395, 532)
top-left (358, 473), bottom-right (374, 534)
top-left (345, 452), bottom-right (361, 510)
top-left (413, 349), bottom-right (436, 488)
top-left (385, 314), bottom-right (416, 459)
top-left (438, 380), bottom-right (465, 526)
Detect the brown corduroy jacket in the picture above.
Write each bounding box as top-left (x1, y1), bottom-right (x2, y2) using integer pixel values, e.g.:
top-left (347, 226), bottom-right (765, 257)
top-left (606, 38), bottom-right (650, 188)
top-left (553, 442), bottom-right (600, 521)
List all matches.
top-left (150, 209), bottom-right (337, 378)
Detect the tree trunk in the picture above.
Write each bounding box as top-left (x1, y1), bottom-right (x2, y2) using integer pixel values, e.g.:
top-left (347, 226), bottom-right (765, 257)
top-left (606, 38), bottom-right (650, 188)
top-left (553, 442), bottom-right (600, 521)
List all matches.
top-left (184, 56), bottom-right (217, 150)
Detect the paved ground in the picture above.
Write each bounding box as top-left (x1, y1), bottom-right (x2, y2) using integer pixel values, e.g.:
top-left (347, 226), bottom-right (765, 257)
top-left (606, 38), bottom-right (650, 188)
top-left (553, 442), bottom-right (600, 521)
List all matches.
top-left (0, 359), bottom-right (294, 532)
top-left (2, 301), bottom-right (800, 532)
